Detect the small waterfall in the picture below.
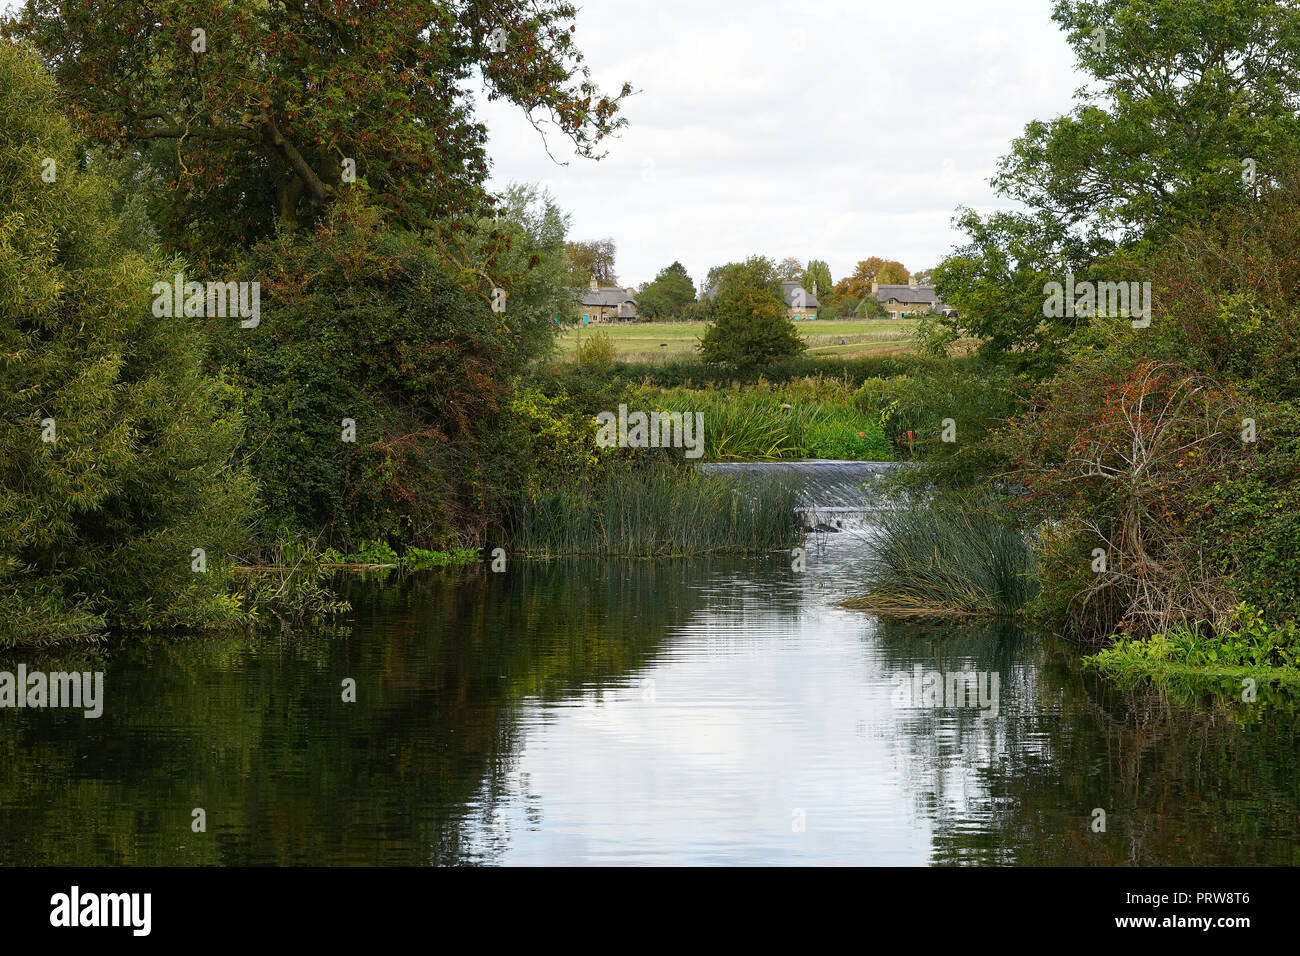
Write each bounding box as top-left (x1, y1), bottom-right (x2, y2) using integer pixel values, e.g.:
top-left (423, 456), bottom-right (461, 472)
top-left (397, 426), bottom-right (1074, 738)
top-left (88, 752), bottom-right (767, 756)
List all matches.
top-left (702, 460), bottom-right (897, 531)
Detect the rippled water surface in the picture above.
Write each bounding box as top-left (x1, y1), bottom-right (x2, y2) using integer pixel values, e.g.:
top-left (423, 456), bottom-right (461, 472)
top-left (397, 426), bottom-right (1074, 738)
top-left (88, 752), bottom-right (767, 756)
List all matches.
top-left (2, 529), bottom-right (1298, 865)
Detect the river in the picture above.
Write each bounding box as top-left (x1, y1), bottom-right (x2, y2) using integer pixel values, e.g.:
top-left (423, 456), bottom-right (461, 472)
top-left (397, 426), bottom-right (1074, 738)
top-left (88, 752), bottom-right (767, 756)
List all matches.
top-left (1, 466), bottom-right (1297, 865)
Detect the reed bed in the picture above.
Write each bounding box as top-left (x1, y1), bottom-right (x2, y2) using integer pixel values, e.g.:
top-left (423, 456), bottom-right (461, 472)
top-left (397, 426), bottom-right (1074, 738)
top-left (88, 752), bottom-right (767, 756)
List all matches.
top-left (510, 467), bottom-right (802, 557)
top-left (845, 492), bottom-right (1037, 617)
top-left (645, 381), bottom-right (893, 461)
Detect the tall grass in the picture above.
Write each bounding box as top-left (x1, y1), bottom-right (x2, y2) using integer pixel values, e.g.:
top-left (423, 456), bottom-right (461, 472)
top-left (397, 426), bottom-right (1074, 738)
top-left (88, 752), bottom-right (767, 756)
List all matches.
top-left (846, 492), bottom-right (1037, 616)
top-left (510, 467), bottom-right (802, 556)
top-left (644, 378), bottom-right (894, 461)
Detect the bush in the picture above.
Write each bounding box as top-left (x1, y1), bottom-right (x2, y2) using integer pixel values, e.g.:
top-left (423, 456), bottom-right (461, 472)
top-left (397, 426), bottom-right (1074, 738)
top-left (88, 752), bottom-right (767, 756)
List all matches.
top-left (803, 422), bottom-right (894, 460)
top-left (994, 168), bottom-right (1300, 642)
top-left (578, 329), bottom-right (616, 368)
top-left (507, 384), bottom-right (612, 486)
top-left (1084, 604), bottom-right (1300, 687)
top-left (1189, 400), bottom-right (1300, 624)
top-left (1005, 353), bottom-right (1248, 643)
top-left (852, 363), bottom-right (1025, 481)
top-left (205, 201), bottom-right (540, 551)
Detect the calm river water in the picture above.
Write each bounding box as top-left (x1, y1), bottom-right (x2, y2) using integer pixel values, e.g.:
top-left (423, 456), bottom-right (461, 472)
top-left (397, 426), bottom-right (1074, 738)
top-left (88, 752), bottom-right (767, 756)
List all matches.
top-left (1, 528), bottom-right (1298, 865)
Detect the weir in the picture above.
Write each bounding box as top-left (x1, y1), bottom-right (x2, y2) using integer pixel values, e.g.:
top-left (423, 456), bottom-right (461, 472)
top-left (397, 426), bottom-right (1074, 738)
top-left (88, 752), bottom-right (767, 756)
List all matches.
top-left (701, 459), bottom-right (898, 530)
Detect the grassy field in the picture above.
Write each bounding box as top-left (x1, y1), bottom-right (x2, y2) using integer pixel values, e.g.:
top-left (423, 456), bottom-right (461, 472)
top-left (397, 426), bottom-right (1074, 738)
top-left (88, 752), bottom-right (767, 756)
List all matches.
top-left (556, 319), bottom-right (921, 362)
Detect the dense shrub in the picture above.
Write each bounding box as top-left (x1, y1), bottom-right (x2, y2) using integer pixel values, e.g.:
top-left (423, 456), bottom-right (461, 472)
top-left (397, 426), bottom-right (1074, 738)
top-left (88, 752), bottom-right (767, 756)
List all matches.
top-left (853, 363), bottom-right (1024, 454)
top-left (578, 329), bottom-right (616, 368)
top-left (995, 169), bottom-right (1300, 644)
top-left (205, 201), bottom-right (549, 550)
top-left (1004, 354), bottom-right (1247, 643)
top-left (506, 385), bottom-right (614, 487)
top-left (1085, 604), bottom-right (1300, 688)
top-left (0, 44), bottom-right (255, 643)
top-left (1189, 401), bottom-right (1300, 624)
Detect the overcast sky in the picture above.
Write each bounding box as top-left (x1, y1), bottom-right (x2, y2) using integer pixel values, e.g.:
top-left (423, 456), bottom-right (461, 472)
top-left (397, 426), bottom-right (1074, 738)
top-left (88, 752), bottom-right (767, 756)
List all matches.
top-left (5, 0), bottom-right (1085, 290)
top-left (478, 0), bottom-right (1085, 289)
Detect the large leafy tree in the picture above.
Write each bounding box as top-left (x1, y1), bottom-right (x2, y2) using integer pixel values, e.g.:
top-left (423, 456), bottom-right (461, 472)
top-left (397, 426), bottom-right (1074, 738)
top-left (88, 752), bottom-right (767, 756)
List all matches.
top-left (775, 256), bottom-right (804, 281)
top-left (932, 208), bottom-right (1094, 374)
top-left (206, 194), bottom-right (561, 547)
top-left (563, 237), bottom-right (618, 286)
top-left (700, 263), bottom-right (729, 299)
top-left (3, 0), bottom-right (631, 255)
top-left (802, 259), bottom-right (832, 298)
top-left (931, 0), bottom-right (1300, 372)
top-left (636, 261), bottom-right (695, 319)
top-left (0, 43), bottom-right (255, 643)
top-left (698, 257), bottom-right (805, 369)
top-left (833, 257), bottom-right (909, 300)
top-left (996, 0), bottom-right (1300, 244)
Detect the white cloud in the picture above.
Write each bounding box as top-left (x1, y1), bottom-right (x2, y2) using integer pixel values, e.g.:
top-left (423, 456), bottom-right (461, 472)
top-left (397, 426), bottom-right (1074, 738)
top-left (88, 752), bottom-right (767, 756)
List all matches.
top-left (478, 0), bottom-right (1083, 288)
top-left (2, 0), bottom-right (1084, 289)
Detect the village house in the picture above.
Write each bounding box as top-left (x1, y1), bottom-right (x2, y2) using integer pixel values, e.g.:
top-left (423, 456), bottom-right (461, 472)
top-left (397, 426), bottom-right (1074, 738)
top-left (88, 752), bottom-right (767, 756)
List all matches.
top-left (870, 277), bottom-right (956, 319)
top-left (573, 278), bottom-right (638, 322)
top-left (781, 280), bottom-right (820, 320)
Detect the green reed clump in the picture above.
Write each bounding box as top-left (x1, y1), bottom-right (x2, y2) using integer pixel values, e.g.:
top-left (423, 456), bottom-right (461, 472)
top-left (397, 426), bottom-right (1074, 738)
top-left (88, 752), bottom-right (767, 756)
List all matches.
top-left (846, 491), bottom-right (1037, 616)
top-left (510, 467), bottom-right (801, 556)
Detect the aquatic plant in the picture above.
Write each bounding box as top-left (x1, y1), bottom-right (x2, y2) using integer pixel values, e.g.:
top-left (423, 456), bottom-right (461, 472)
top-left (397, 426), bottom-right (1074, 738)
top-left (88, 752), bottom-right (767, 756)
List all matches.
top-left (846, 491), bottom-right (1037, 616)
top-left (509, 467), bottom-right (801, 556)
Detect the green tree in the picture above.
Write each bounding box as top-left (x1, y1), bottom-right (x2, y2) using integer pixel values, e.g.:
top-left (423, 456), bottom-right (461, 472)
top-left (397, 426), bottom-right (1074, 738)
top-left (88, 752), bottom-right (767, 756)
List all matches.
top-left (856, 297), bottom-right (889, 320)
top-left (802, 259), bottom-right (833, 299)
top-left (4, 0), bottom-right (631, 253)
top-left (636, 261), bottom-right (696, 319)
top-left (0, 44), bottom-right (255, 644)
top-left (206, 195), bottom-right (558, 548)
top-left (465, 183), bottom-right (571, 361)
top-left (680, 297), bottom-right (715, 324)
top-left (932, 207), bottom-right (1091, 374)
top-left (700, 264), bottom-right (729, 299)
top-left (996, 0), bottom-right (1300, 244)
top-left (698, 257), bottom-right (805, 369)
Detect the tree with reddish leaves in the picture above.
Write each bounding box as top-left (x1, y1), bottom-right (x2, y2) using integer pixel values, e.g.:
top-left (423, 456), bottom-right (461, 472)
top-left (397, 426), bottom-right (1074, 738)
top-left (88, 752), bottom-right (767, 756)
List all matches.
top-left (4, 0), bottom-right (631, 258)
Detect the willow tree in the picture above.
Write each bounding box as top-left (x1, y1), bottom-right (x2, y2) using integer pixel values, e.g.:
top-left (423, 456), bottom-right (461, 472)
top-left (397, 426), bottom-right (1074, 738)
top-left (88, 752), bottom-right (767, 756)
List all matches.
top-left (3, 0), bottom-right (631, 258)
top-left (0, 43), bottom-right (256, 644)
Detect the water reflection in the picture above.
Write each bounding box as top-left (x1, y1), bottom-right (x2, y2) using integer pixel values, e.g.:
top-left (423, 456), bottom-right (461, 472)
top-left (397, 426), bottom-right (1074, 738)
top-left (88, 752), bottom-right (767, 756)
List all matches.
top-left (0, 534), bottom-right (1296, 865)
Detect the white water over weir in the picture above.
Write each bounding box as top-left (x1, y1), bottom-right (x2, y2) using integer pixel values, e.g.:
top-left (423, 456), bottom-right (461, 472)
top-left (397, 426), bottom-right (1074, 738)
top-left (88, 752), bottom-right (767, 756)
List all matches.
top-left (701, 460), bottom-right (898, 531)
